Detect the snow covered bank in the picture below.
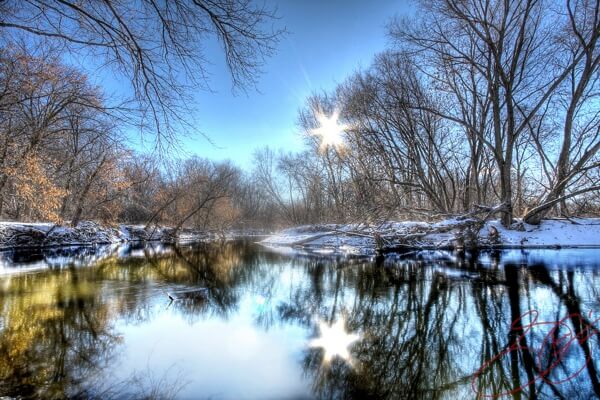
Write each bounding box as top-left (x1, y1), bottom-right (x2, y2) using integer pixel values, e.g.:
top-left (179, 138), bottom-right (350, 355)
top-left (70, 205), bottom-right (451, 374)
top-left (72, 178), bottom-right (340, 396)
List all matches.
top-left (483, 219), bottom-right (600, 247)
top-left (260, 218), bottom-right (600, 256)
top-left (0, 221), bottom-right (268, 250)
top-left (0, 221), bottom-right (175, 249)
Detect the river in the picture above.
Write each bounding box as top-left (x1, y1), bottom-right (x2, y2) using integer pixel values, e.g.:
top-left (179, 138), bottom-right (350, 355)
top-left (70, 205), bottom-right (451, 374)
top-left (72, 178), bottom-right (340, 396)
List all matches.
top-left (0, 240), bottom-right (599, 399)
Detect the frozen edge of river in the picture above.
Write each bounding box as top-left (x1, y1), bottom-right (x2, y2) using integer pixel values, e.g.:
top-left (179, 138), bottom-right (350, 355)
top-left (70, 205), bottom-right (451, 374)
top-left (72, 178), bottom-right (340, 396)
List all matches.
top-left (260, 218), bottom-right (600, 257)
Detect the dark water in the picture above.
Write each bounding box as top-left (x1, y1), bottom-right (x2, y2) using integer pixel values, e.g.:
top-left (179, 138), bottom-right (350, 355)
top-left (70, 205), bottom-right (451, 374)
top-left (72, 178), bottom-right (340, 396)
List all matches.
top-left (0, 241), bottom-right (599, 399)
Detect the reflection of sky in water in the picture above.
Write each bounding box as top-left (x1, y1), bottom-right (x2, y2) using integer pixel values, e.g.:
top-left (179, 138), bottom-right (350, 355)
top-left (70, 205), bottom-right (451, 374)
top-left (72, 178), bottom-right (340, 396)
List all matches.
top-left (498, 248), bottom-right (600, 269)
top-left (114, 310), bottom-right (310, 399)
top-left (100, 260), bottom-right (313, 399)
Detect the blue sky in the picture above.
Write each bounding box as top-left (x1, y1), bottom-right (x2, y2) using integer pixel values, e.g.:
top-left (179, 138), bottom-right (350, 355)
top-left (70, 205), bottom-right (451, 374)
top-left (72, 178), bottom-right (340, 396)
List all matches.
top-left (178, 0), bottom-right (413, 169)
top-left (84, 1), bottom-right (410, 168)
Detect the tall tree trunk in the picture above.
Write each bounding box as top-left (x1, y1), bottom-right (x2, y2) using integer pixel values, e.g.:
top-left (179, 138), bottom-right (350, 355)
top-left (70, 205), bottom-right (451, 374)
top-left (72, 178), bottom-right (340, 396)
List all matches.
top-left (70, 155), bottom-right (107, 227)
top-left (500, 164), bottom-right (514, 227)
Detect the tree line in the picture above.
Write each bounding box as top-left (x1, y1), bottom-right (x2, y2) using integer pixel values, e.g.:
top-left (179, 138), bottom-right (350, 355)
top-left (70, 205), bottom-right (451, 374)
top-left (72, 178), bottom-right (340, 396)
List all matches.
top-left (0, 0), bottom-right (283, 231)
top-left (278, 0), bottom-right (600, 227)
top-left (0, 0), bottom-right (598, 231)
top-left (0, 45), bottom-right (270, 230)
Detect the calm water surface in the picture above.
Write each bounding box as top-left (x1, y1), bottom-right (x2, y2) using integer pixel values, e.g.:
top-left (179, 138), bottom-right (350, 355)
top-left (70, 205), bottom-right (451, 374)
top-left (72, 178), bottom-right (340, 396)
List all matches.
top-left (0, 241), bottom-right (599, 399)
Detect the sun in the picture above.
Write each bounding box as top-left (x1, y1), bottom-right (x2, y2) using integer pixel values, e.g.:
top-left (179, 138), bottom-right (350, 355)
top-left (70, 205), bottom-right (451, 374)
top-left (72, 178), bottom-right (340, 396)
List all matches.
top-left (310, 317), bottom-right (360, 365)
top-left (310, 110), bottom-right (348, 151)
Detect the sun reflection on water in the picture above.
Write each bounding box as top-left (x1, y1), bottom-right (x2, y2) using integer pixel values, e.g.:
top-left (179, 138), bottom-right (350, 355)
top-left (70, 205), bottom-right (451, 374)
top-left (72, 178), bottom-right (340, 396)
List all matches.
top-left (310, 317), bottom-right (360, 365)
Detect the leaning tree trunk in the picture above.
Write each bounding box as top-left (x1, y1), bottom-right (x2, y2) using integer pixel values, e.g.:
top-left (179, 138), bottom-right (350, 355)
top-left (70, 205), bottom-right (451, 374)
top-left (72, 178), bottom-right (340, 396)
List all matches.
top-left (523, 185), bottom-right (600, 225)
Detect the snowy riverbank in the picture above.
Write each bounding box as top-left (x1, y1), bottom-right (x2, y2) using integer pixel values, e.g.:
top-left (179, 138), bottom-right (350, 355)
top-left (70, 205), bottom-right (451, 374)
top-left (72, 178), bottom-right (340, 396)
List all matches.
top-left (0, 221), bottom-right (270, 250)
top-left (260, 218), bottom-right (600, 256)
top-left (2, 218), bottom-right (599, 254)
top-left (0, 221), bottom-right (179, 250)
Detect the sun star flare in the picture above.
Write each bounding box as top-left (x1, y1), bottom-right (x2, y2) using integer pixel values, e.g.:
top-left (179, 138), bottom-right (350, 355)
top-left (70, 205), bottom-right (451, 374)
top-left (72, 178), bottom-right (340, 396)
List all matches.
top-left (310, 317), bottom-right (360, 365)
top-left (310, 110), bottom-right (349, 151)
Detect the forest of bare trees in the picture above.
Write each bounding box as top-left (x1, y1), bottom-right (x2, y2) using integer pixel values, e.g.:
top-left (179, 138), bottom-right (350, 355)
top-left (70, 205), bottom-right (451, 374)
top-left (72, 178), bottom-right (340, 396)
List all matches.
top-left (0, 0), bottom-right (598, 231)
top-left (283, 0), bottom-right (600, 227)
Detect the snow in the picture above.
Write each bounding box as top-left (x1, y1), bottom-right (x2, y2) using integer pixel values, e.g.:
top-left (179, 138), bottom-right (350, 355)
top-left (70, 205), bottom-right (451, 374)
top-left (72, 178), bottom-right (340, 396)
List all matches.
top-left (261, 218), bottom-right (600, 256)
top-left (260, 224), bottom-right (377, 256)
top-left (0, 221), bottom-right (55, 231)
top-left (0, 221), bottom-right (178, 250)
top-left (0, 217), bottom-right (598, 255)
top-left (0, 220), bottom-right (266, 250)
top-left (483, 218), bottom-right (600, 247)
top-left (259, 225), bottom-right (336, 245)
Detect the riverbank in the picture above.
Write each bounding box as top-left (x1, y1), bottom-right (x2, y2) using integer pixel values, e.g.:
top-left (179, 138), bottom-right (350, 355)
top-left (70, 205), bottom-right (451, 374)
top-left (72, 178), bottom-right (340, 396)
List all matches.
top-left (2, 218), bottom-right (599, 254)
top-left (0, 221), bottom-right (180, 250)
top-left (260, 218), bottom-right (600, 256)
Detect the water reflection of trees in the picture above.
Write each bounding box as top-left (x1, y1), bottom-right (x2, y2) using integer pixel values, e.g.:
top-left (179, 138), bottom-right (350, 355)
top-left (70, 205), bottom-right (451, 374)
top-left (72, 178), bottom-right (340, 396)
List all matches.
top-left (275, 251), bottom-right (600, 399)
top-left (0, 265), bottom-right (119, 398)
top-left (0, 240), bottom-right (274, 398)
top-left (0, 243), bottom-right (599, 399)
top-left (279, 259), bottom-right (471, 399)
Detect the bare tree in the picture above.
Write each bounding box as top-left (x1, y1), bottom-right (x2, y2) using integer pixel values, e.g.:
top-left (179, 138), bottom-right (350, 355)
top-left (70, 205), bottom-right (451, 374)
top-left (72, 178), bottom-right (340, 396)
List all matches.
top-left (389, 0), bottom-right (595, 226)
top-left (0, 0), bottom-right (283, 148)
top-left (337, 53), bottom-right (464, 216)
top-left (523, 0), bottom-right (600, 223)
top-left (0, 47), bottom-right (104, 220)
